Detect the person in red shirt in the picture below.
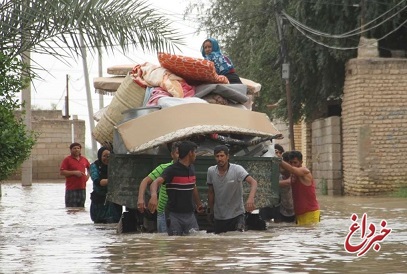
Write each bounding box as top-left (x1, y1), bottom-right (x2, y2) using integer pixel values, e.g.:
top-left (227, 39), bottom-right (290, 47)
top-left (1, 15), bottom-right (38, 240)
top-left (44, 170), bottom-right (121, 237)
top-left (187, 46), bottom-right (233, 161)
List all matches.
top-left (279, 150), bottom-right (320, 225)
top-left (60, 142), bottom-right (91, 207)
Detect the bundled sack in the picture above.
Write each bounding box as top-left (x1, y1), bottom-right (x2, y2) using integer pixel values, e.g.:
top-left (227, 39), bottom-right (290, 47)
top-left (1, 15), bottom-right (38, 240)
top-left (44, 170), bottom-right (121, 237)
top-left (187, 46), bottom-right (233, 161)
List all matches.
top-left (93, 105), bottom-right (108, 122)
top-left (92, 73), bottom-right (146, 146)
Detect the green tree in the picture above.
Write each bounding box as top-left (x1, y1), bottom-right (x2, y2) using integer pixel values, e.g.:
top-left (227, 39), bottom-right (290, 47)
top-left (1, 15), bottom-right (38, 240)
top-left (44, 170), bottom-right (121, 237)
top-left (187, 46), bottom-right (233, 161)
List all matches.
top-left (188, 0), bottom-right (407, 122)
top-left (0, 52), bottom-right (37, 181)
top-left (0, 0), bottom-right (184, 180)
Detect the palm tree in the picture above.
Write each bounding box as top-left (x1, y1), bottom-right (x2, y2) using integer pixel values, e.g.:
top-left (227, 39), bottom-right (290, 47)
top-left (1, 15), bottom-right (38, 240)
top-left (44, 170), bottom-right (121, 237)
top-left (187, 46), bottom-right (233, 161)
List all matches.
top-left (0, 0), bottom-right (184, 184)
top-left (1, 0), bottom-right (184, 59)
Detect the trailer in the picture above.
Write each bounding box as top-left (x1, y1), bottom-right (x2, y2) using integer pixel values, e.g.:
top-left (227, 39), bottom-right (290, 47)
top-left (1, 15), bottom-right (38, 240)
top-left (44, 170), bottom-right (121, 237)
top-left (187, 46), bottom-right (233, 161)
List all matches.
top-left (106, 103), bottom-right (283, 232)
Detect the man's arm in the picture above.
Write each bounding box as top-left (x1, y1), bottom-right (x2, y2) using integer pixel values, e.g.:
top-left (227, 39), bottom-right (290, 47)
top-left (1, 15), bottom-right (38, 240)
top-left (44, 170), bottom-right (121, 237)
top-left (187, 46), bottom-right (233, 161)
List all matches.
top-left (245, 175), bottom-right (257, 212)
top-left (60, 169), bottom-right (82, 177)
top-left (279, 177), bottom-right (291, 188)
top-left (208, 184), bottom-right (215, 211)
top-left (147, 177), bottom-right (164, 213)
top-left (280, 161), bottom-right (309, 177)
top-left (85, 167), bottom-right (91, 182)
top-left (207, 184), bottom-right (215, 220)
top-left (280, 161), bottom-right (312, 185)
top-left (137, 176), bottom-right (153, 213)
top-left (193, 185), bottom-right (204, 213)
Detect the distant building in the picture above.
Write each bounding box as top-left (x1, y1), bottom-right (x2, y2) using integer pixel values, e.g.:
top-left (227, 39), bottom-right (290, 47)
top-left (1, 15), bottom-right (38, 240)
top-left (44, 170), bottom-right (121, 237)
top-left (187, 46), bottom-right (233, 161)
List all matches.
top-left (11, 110), bottom-right (86, 180)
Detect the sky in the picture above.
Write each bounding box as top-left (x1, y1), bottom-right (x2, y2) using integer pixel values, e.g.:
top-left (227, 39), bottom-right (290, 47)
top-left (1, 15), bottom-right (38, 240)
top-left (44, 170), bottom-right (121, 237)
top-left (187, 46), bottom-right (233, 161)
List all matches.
top-left (24, 0), bottom-right (207, 149)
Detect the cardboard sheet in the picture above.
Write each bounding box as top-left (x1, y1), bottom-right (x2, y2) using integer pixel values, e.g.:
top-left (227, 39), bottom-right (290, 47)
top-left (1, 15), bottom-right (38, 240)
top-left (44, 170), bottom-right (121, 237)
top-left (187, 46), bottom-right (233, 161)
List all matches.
top-left (93, 76), bottom-right (125, 94)
top-left (116, 103), bottom-right (281, 153)
top-left (107, 64), bottom-right (135, 76)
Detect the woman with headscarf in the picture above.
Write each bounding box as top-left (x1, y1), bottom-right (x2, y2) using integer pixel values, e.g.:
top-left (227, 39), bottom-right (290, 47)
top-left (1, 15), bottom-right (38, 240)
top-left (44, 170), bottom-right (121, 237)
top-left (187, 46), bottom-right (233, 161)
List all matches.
top-left (201, 37), bottom-right (242, 84)
top-left (90, 147), bottom-right (122, 223)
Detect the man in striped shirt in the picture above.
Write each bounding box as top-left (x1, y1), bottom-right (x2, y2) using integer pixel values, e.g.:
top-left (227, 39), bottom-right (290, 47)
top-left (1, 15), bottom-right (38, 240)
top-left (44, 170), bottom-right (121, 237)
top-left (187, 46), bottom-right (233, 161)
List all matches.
top-left (137, 142), bottom-right (179, 233)
top-left (148, 141), bottom-right (204, 236)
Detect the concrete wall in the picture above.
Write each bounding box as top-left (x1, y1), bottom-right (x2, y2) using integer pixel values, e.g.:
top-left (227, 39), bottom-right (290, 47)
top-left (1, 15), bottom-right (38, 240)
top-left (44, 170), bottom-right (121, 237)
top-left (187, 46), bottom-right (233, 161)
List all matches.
top-left (342, 58), bottom-right (407, 195)
top-left (271, 58), bottom-right (407, 196)
top-left (272, 119), bottom-right (310, 168)
top-left (11, 110), bottom-right (86, 180)
top-left (272, 119), bottom-right (302, 150)
top-left (311, 117), bottom-right (342, 195)
top-left (272, 119), bottom-right (291, 150)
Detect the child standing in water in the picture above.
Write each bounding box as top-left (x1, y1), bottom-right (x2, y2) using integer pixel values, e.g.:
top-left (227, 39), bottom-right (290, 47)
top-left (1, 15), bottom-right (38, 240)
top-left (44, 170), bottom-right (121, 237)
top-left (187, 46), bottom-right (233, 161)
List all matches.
top-left (201, 38), bottom-right (242, 84)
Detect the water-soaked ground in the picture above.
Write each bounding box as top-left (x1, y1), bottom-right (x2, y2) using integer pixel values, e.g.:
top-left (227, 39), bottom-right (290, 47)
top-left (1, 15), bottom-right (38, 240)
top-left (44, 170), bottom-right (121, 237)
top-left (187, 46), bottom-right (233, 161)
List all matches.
top-left (0, 181), bottom-right (406, 274)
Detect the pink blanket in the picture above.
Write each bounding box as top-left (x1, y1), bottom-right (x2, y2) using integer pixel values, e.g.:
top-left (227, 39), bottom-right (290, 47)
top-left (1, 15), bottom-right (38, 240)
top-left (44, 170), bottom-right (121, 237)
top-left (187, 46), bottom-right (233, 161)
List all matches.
top-left (147, 81), bottom-right (195, 106)
top-left (131, 62), bottom-right (185, 98)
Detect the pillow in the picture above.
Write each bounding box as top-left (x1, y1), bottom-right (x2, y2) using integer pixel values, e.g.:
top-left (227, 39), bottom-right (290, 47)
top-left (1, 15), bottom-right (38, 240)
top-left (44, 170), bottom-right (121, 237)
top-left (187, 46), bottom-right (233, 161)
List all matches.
top-left (158, 52), bottom-right (229, 84)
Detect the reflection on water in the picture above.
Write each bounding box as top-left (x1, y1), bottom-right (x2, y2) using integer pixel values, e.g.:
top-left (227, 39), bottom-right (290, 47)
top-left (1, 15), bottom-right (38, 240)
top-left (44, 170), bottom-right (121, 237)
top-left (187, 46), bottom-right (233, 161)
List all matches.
top-left (0, 182), bottom-right (406, 273)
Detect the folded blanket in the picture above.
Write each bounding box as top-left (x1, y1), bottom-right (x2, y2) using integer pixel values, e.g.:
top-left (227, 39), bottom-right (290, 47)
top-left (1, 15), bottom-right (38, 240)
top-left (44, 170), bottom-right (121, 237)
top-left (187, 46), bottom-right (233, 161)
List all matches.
top-left (147, 81), bottom-right (195, 106)
top-left (194, 84), bottom-right (248, 104)
top-left (131, 62), bottom-right (185, 98)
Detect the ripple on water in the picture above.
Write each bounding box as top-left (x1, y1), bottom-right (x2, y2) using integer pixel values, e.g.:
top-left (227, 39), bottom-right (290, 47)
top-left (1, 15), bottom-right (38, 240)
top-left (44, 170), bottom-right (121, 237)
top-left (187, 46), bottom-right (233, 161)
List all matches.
top-left (1, 182), bottom-right (406, 273)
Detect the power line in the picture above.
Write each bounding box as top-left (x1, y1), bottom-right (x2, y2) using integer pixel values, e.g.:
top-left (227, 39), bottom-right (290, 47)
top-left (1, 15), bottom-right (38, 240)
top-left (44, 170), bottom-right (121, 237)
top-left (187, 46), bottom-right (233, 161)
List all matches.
top-left (285, 16), bottom-right (407, 51)
top-left (282, 0), bottom-right (407, 39)
top-left (281, 1), bottom-right (407, 50)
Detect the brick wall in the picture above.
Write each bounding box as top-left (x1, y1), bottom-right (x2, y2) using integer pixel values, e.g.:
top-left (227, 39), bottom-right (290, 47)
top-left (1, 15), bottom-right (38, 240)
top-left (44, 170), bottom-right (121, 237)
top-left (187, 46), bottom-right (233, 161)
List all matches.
top-left (272, 119), bottom-right (310, 168)
top-left (301, 120), bottom-right (312, 170)
top-left (11, 110), bottom-right (86, 180)
top-left (293, 123), bottom-right (302, 153)
top-left (342, 58), bottom-right (407, 195)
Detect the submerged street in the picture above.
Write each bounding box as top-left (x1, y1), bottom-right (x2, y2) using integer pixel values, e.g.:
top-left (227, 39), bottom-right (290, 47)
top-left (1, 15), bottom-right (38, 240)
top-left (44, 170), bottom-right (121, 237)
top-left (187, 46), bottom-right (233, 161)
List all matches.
top-left (0, 181), bottom-right (406, 273)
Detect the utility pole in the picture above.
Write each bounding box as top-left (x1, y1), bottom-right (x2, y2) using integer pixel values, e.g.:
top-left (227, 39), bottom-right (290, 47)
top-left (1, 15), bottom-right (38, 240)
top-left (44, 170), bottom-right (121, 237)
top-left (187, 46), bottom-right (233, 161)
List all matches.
top-left (21, 50), bottom-right (32, 186)
top-left (274, 0), bottom-right (295, 150)
top-left (360, 0), bottom-right (366, 35)
top-left (63, 74), bottom-right (70, 119)
top-left (80, 34), bottom-right (98, 159)
top-left (21, 0), bottom-right (32, 186)
top-left (98, 47), bottom-right (104, 110)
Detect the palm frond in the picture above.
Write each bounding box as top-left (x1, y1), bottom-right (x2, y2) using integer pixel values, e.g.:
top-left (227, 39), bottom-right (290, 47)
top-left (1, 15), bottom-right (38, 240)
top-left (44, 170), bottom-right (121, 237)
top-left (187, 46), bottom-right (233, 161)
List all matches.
top-left (1, 0), bottom-right (185, 58)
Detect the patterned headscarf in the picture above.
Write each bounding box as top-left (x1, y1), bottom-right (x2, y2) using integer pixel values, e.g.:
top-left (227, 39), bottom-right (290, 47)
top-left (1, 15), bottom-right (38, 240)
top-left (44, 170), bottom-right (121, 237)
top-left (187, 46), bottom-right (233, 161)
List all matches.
top-left (95, 147), bottom-right (109, 179)
top-left (201, 37), bottom-right (221, 57)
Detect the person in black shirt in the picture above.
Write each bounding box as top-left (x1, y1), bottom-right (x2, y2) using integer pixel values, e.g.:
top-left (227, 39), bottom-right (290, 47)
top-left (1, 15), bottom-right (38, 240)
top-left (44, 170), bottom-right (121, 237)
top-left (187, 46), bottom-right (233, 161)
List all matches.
top-left (148, 141), bottom-right (204, 235)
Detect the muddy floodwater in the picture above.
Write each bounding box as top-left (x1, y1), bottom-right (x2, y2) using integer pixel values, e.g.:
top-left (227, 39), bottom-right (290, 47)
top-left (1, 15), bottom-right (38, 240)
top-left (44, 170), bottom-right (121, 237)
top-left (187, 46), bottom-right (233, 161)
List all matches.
top-left (0, 181), bottom-right (406, 274)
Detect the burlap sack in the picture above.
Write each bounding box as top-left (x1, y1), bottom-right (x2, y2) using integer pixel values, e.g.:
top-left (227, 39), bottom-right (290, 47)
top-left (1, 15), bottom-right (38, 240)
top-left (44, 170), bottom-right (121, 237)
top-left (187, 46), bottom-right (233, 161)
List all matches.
top-left (93, 105), bottom-right (108, 122)
top-left (92, 74), bottom-right (145, 146)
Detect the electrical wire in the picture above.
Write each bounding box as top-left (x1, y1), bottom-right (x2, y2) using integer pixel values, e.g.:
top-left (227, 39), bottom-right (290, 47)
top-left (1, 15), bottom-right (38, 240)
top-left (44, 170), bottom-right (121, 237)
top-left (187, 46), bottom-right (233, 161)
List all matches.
top-left (286, 14), bottom-right (407, 50)
top-left (282, 0), bottom-right (407, 39)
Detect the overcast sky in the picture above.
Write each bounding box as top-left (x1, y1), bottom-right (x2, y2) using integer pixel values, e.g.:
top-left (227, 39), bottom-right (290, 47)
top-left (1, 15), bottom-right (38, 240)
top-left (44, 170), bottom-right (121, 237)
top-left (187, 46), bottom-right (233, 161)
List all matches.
top-left (26, 0), bottom-right (207, 148)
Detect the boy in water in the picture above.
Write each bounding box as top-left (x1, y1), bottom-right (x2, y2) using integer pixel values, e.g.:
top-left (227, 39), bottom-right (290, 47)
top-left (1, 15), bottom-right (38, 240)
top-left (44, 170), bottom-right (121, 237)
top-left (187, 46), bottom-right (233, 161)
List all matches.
top-left (280, 150), bottom-right (320, 225)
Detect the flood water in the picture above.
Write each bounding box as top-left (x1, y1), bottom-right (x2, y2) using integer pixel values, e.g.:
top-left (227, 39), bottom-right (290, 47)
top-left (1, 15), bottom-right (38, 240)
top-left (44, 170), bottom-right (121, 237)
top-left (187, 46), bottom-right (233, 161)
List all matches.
top-left (0, 181), bottom-right (406, 274)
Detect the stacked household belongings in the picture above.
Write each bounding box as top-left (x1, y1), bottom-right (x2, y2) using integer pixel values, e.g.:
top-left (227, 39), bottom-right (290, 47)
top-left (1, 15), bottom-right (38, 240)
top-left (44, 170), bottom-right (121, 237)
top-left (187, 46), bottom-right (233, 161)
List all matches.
top-left (92, 53), bottom-right (281, 155)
